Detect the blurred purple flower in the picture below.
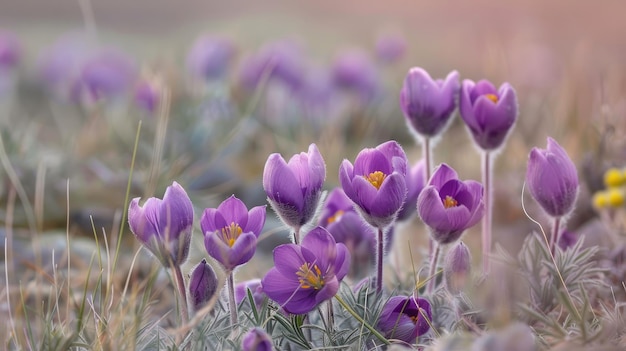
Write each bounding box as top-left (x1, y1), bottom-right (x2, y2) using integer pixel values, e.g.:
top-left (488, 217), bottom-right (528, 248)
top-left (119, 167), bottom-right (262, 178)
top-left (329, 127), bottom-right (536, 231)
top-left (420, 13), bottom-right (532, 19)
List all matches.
top-left (375, 33), bottom-right (406, 64)
top-left (188, 259), bottom-right (218, 312)
top-left (443, 241), bottom-right (471, 295)
top-left (263, 143), bottom-right (326, 230)
top-left (557, 230), bottom-right (578, 250)
top-left (201, 195), bottom-right (266, 272)
top-left (0, 30), bottom-right (20, 69)
top-left (128, 181), bottom-right (193, 267)
top-left (526, 137), bottom-right (579, 217)
top-left (331, 49), bottom-right (380, 101)
top-left (417, 164), bottom-right (484, 244)
top-left (242, 327), bottom-right (273, 351)
top-left (377, 296), bottom-right (432, 343)
top-left (400, 68), bottom-right (459, 139)
top-left (235, 278), bottom-right (265, 307)
top-left (186, 35), bottom-right (236, 81)
top-left (262, 227), bottom-right (350, 315)
top-left (339, 140), bottom-right (408, 229)
top-left (134, 78), bottom-right (161, 114)
top-left (319, 188), bottom-right (376, 278)
top-left (72, 49), bottom-right (137, 104)
top-left (238, 40), bottom-right (305, 91)
top-left (460, 79), bottom-right (518, 150)
top-left (396, 159), bottom-right (426, 221)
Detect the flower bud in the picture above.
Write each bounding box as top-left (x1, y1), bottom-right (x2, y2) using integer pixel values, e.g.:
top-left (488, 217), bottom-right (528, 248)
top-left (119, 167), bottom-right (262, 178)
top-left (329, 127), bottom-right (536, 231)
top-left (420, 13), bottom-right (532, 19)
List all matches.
top-left (242, 327), bottom-right (273, 351)
top-left (444, 241), bottom-right (472, 295)
top-left (188, 259), bottom-right (219, 312)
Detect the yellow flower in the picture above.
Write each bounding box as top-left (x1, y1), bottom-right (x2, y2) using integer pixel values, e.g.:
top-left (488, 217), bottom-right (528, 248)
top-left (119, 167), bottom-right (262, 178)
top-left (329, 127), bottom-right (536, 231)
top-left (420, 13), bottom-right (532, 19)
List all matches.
top-left (607, 188), bottom-right (625, 207)
top-left (592, 191), bottom-right (608, 209)
top-left (604, 167), bottom-right (626, 188)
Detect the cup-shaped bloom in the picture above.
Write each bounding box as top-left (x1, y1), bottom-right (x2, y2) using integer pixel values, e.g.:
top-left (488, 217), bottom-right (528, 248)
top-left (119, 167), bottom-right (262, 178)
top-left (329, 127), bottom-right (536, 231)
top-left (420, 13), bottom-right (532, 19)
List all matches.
top-left (417, 164), bottom-right (484, 244)
top-left (235, 278), bottom-right (266, 307)
top-left (443, 241), bottom-right (471, 295)
top-left (400, 68), bottom-right (459, 139)
top-left (263, 143), bottom-right (326, 230)
top-left (339, 140), bottom-right (408, 229)
top-left (331, 49), bottom-right (380, 101)
top-left (377, 296), bottom-right (432, 343)
top-left (128, 182), bottom-right (194, 267)
top-left (186, 36), bottom-right (236, 81)
top-left (460, 79), bottom-right (518, 150)
top-left (201, 195), bottom-right (266, 272)
top-left (396, 159), bottom-right (426, 221)
top-left (238, 40), bottom-right (304, 91)
top-left (262, 226), bottom-right (350, 315)
top-left (73, 49), bottom-right (137, 103)
top-left (319, 188), bottom-right (376, 278)
top-left (526, 137), bottom-right (579, 217)
top-left (0, 31), bottom-right (20, 70)
top-left (188, 259), bottom-right (219, 312)
top-left (242, 327), bottom-right (273, 351)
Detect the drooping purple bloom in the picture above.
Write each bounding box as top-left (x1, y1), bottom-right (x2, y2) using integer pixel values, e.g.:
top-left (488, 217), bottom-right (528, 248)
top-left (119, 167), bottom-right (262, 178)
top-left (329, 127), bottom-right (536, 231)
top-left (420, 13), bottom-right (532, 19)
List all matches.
top-left (417, 164), bottom-right (484, 244)
top-left (188, 259), bottom-right (219, 312)
top-left (377, 296), bottom-right (432, 343)
top-left (238, 40), bottom-right (305, 91)
top-left (201, 195), bottom-right (266, 272)
top-left (526, 137), bottom-right (579, 217)
top-left (133, 78), bottom-right (161, 114)
top-left (0, 31), bottom-right (20, 69)
top-left (235, 278), bottom-right (266, 307)
top-left (331, 49), bottom-right (380, 101)
top-left (443, 241), bottom-right (471, 295)
top-left (558, 230), bottom-right (578, 250)
top-left (242, 327), bottom-right (273, 351)
top-left (460, 79), bottom-right (518, 150)
top-left (262, 227), bottom-right (350, 315)
top-left (186, 36), bottom-right (236, 81)
top-left (339, 140), bottom-right (408, 229)
top-left (396, 159), bottom-right (426, 221)
top-left (128, 182), bottom-right (193, 267)
top-left (400, 68), bottom-right (459, 139)
top-left (319, 188), bottom-right (376, 278)
top-left (263, 143), bottom-right (326, 230)
top-left (375, 33), bottom-right (406, 64)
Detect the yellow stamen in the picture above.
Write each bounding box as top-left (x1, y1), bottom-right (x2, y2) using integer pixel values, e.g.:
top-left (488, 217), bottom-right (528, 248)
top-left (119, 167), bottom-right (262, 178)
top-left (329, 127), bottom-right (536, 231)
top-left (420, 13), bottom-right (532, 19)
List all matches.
top-left (296, 263), bottom-right (325, 290)
top-left (364, 171), bottom-right (387, 190)
top-left (485, 93), bottom-right (499, 104)
top-left (327, 210), bottom-right (344, 225)
top-left (443, 195), bottom-right (458, 209)
top-left (221, 222), bottom-right (243, 247)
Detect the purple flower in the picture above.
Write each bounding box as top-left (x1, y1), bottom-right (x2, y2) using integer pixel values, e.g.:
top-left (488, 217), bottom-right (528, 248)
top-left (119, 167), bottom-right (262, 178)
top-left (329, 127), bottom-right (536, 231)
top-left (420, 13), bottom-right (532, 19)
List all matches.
top-left (261, 227), bottom-right (350, 315)
top-left (331, 49), bottom-right (380, 101)
top-left (128, 182), bottom-right (193, 267)
top-left (558, 230), bottom-right (578, 250)
top-left (242, 327), bottom-right (273, 351)
top-left (72, 49), bottom-right (137, 103)
top-left (238, 40), bottom-right (305, 91)
top-left (400, 68), bottom-right (459, 138)
top-left (201, 195), bottom-right (266, 272)
top-left (460, 79), bottom-right (518, 150)
top-left (396, 159), bottom-right (426, 221)
top-left (319, 188), bottom-right (376, 278)
top-left (375, 33), bottom-right (406, 64)
top-left (0, 31), bottom-right (20, 69)
top-left (186, 36), bottom-right (236, 81)
top-left (188, 259), bottom-right (219, 312)
top-left (134, 78), bottom-right (161, 114)
top-left (417, 164), bottom-right (484, 244)
top-left (526, 137), bottom-right (579, 217)
top-left (263, 143), bottom-right (326, 230)
top-left (444, 241), bottom-right (471, 295)
top-left (339, 140), bottom-right (408, 229)
top-left (235, 278), bottom-right (266, 307)
top-left (378, 296), bottom-right (432, 343)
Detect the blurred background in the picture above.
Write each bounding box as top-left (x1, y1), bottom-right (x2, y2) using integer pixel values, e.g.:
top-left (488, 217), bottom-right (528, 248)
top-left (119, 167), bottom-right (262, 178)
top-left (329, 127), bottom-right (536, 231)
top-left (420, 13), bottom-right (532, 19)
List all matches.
top-left (1, 0), bottom-right (626, 293)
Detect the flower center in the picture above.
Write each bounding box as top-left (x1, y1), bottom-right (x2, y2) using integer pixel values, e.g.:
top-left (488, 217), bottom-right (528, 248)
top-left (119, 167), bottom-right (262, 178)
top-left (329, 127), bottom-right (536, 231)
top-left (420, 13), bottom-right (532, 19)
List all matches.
top-left (327, 210), bottom-right (344, 225)
top-left (443, 195), bottom-right (458, 208)
top-left (221, 222), bottom-right (243, 247)
top-left (296, 262), bottom-right (325, 289)
top-left (485, 93), bottom-right (499, 103)
top-left (364, 171), bottom-right (387, 190)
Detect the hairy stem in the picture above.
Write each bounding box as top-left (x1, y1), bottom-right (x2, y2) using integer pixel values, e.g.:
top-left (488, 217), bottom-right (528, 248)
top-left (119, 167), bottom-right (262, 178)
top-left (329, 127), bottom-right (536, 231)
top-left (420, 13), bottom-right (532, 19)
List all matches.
top-left (376, 227), bottom-right (384, 293)
top-left (173, 265), bottom-right (189, 325)
top-left (227, 271), bottom-right (238, 326)
top-left (550, 217), bottom-right (561, 254)
top-left (423, 137), bottom-right (434, 259)
top-left (427, 243), bottom-right (441, 294)
top-left (292, 226), bottom-right (300, 245)
top-left (482, 151), bottom-right (493, 275)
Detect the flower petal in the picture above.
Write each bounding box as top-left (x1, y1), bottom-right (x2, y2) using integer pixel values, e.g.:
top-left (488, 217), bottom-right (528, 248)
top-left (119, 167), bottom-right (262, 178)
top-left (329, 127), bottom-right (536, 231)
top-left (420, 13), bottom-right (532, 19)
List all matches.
top-left (200, 208), bottom-right (219, 234)
top-left (263, 153), bottom-right (304, 211)
top-left (354, 148), bottom-right (391, 176)
top-left (272, 244), bottom-right (306, 277)
top-left (333, 243), bottom-right (351, 280)
top-left (217, 195), bottom-right (249, 228)
top-left (429, 163), bottom-right (458, 188)
top-left (301, 227), bottom-right (337, 273)
top-left (244, 205), bottom-right (267, 237)
top-left (370, 172), bottom-right (406, 218)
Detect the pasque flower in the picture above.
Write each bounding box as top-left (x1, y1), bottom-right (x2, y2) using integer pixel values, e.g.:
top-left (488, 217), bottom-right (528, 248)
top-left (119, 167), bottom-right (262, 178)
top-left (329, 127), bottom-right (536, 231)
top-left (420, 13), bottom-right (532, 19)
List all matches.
top-left (460, 79), bottom-right (518, 150)
top-left (526, 137), bottom-right (579, 217)
top-left (400, 68), bottom-right (459, 138)
top-left (339, 140), bottom-right (408, 229)
top-left (443, 241), bottom-right (471, 295)
top-left (417, 164), bottom-right (484, 244)
top-left (378, 296), bottom-right (432, 343)
top-left (201, 195), bottom-right (266, 272)
top-left (128, 181), bottom-right (194, 267)
top-left (242, 327), bottom-right (273, 351)
top-left (186, 35), bottom-right (236, 81)
top-left (263, 143), bottom-right (326, 231)
top-left (235, 278), bottom-right (266, 307)
top-left (188, 259), bottom-right (219, 312)
top-left (375, 33), bottom-right (406, 64)
top-left (0, 31), bottom-right (20, 69)
top-left (396, 159), bottom-right (426, 221)
top-left (331, 49), bottom-right (380, 101)
top-left (262, 226), bottom-right (350, 315)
